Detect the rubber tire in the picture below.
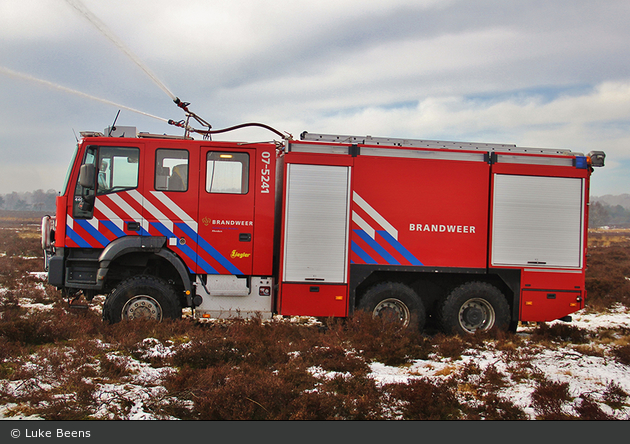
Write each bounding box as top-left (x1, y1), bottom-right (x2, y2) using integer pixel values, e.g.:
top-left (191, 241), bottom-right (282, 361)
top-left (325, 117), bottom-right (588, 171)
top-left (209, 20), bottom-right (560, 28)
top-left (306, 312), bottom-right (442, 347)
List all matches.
top-left (358, 282), bottom-right (426, 331)
top-left (438, 281), bottom-right (510, 335)
top-left (103, 275), bottom-right (182, 324)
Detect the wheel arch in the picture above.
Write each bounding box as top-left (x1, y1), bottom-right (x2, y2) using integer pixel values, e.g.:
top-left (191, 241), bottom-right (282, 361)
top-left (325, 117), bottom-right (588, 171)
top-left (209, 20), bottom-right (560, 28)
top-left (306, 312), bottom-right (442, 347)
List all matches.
top-left (97, 236), bottom-right (193, 306)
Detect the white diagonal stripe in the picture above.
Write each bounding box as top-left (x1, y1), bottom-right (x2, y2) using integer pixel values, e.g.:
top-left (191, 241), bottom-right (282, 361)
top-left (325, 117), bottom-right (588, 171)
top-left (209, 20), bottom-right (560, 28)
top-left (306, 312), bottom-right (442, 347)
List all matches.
top-left (108, 193), bottom-right (142, 220)
top-left (95, 198), bottom-right (125, 232)
top-left (352, 211), bottom-right (375, 239)
top-left (150, 191), bottom-right (197, 231)
top-left (353, 192), bottom-right (398, 240)
top-left (128, 190), bottom-right (173, 233)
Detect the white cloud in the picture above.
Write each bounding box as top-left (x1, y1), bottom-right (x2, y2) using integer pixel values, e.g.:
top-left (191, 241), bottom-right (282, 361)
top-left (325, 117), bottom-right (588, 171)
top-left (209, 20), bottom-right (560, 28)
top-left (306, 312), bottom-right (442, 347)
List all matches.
top-left (0, 0), bottom-right (629, 196)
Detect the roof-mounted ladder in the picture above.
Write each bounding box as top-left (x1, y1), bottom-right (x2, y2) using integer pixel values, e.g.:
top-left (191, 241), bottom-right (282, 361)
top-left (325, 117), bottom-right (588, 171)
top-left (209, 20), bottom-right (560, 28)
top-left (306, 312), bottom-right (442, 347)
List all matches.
top-left (300, 131), bottom-right (578, 156)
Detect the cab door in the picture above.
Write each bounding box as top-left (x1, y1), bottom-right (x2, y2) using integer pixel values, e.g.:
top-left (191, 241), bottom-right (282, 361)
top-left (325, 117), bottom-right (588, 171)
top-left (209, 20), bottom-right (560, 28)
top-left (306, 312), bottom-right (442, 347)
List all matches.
top-left (196, 147), bottom-right (256, 275)
top-left (69, 144), bottom-right (144, 249)
top-left (140, 145), bottom-right (201, 274)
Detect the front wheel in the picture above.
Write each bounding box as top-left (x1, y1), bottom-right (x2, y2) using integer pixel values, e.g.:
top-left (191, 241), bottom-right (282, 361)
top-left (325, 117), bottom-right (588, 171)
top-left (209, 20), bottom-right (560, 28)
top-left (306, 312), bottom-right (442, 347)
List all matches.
top-left (103, 275), bottom-right (182, 324)
top-left (358, 282), bottom-right (426, 331)
top-left (438, 281), bottom-right (510, 334)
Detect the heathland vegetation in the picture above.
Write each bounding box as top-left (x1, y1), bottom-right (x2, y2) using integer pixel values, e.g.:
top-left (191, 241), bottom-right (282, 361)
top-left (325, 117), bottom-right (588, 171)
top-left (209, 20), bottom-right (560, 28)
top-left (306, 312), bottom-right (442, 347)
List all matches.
top-left (0, 211), bottom-right (629, 420)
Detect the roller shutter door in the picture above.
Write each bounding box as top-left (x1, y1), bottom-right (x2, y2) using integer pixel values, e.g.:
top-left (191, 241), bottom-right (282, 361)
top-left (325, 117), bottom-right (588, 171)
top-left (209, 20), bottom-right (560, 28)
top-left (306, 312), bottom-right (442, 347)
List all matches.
top-left (283, 164), bottom-right (351, 283)
top-left (491, 174), bottom-right (584, 268)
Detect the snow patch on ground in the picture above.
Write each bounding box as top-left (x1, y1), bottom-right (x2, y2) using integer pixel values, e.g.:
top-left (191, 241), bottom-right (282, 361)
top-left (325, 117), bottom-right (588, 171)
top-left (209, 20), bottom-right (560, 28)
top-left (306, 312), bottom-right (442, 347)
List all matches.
top-left (365, 306), bottom-right (630, 420)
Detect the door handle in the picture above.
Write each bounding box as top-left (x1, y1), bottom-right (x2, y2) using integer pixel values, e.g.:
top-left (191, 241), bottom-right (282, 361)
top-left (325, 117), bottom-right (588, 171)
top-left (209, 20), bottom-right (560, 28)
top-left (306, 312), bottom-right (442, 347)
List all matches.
top-left (127, 221), bottom-right (141, 231)
top-left (239, 233), bottom-right (252, 242)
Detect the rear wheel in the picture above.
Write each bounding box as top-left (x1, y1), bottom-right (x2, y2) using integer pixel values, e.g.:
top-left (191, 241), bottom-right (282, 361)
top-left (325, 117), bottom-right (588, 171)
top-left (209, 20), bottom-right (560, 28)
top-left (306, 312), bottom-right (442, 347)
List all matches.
top-left (103, 275), bottom-right (182, 324)
top-left (439, 281), bottom-right (510, 334)
top-left (358, 282), bottom-right (426, 331)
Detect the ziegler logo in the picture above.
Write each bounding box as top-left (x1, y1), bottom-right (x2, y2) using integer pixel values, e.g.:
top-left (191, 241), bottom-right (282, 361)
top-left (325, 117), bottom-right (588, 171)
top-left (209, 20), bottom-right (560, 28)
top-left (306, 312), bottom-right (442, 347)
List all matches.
top-left (410, 224), bottom-right (476, 234)
top-left (231, 250), bottom-right (251, 259)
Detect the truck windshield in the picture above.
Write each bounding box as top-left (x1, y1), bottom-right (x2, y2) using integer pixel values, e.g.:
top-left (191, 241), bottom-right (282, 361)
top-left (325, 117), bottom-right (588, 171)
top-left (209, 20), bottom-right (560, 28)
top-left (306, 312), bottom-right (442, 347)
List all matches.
top-left (61, 146), bottom-right (79, 196)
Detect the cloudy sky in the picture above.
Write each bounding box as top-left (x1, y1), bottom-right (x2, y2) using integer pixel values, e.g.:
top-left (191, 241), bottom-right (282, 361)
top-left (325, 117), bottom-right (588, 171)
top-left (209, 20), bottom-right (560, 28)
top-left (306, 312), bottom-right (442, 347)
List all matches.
top-left (1, 0), bottom-right (629, 196)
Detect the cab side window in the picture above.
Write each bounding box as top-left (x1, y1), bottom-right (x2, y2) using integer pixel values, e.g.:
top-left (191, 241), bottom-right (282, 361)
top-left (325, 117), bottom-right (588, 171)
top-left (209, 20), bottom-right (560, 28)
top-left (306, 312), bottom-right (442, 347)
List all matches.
top-left (206, 152), bottom-right (249, 194)
top-left (97, 147), bottom-right (140, 195)
top-left (155, 149), bottom-right (189, 192)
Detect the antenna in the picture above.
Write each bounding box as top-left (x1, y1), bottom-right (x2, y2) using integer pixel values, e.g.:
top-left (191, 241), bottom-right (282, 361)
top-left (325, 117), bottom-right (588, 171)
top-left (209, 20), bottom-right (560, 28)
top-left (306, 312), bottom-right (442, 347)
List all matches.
top-left (108, 110), bottom-right (121, 137)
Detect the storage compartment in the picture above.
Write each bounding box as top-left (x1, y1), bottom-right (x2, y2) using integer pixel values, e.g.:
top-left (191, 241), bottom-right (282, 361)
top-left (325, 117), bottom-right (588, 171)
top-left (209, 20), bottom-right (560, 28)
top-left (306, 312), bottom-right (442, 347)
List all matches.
top-left (491, 175), bottom-right (585, 268)
top-left (279, 283), bottom-right (348, 317)
top-left (520, 289), bottom-right (583, 322)
top-left (282, 164), bottom-right (351, 283)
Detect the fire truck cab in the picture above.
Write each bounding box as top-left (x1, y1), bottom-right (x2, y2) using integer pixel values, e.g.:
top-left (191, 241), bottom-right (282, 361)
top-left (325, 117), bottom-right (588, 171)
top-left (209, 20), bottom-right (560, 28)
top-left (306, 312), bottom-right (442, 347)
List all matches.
top-left (41, 126), bottom-right (605, 334)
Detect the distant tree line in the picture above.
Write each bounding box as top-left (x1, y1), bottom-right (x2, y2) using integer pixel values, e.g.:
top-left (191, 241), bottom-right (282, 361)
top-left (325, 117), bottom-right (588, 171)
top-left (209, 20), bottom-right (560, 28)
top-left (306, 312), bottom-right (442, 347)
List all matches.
top-left (0, 190), bottom-right (59, 212)
top-left (589, 201), bottom-right (630, 228)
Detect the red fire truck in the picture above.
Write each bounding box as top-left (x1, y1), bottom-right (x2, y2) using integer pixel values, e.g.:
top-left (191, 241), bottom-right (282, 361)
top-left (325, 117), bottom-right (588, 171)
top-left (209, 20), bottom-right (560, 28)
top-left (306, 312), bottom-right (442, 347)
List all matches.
top-left (41, 124), bottom-right (605, 334)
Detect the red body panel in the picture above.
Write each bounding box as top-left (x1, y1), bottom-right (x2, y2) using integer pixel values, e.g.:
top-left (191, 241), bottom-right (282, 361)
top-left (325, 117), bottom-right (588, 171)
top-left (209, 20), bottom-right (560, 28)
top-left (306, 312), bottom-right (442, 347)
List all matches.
top-left (352, 154), bottom-right (490, 269)
top-left (280, 283), bottom-right (348, 317)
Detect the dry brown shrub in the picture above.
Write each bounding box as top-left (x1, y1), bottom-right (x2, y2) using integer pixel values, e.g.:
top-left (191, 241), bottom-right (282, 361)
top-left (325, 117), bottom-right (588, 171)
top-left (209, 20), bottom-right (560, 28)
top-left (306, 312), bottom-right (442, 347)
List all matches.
top-left (603, 381), bottom-right (629, 410)
top-left (34, 376), bottom-right (97, 420)
top-left (575, 395), bottom-right (615, 420)
top-left (479, 364), bottom-right (508, 390)
top-left (585, 242), bottom-right (630, 308)
top-left (0, 301), bottom-right (104, 346)
top-left (612, 344), bottom-right (630, 365)
top-left (274, 358), bottom-right (318, 392)
top-left (0, 229), bottom-right (41, 258)
top-left (99, 354), bottom-right (132, 380)
top-left (306, 345), bottom-right (369, 375)
top-left (171, 337), bottom-right (244, 369)
top-left (322, 311), bottom-right (431, 366)
top-left (164, 363), bottom-right (297, 420)
top-left (386, 377), bottom-right (462, 420)
top-left (103, 318), bottom-right (194, 357)
top-left (304, 373), bottom-right (383, 420)
top-left (433, 334), bottom-right (466, 360)
top-left (531, 378), bottom-right (574, 419)
top-left (531, 323), bottom-right (589, 344)
top-left (465, 392), bottom-right (528, 420)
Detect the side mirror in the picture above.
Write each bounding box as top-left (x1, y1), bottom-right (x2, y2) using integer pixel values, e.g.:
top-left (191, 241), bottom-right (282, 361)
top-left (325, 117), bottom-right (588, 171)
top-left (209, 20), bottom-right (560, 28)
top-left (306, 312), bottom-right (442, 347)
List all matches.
top-left (79, 164), bottom-right (96, 188)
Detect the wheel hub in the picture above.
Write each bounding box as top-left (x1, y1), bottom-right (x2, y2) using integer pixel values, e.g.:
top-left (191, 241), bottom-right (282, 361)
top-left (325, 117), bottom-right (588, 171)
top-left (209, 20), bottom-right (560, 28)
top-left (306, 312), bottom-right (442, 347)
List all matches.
top-left (373, 298), bottom-right (411, 327)
top-left (462, 306), bottom-right (484, 325)
top-left (122, 295), bottom-right (162, 321)
top-left (458, 298), bottom-right (495, 333)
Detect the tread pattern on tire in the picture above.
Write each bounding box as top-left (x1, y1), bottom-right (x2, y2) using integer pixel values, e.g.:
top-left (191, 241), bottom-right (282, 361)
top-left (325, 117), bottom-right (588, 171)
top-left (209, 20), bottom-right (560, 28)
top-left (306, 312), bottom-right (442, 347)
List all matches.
top-left (358, 281), bottom-right (426, 331)
top-left (438, 281), bottom-right (510, 334)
